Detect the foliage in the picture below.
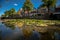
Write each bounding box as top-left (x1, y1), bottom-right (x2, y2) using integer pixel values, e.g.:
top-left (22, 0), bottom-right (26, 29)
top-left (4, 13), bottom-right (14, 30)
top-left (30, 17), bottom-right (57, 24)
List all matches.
top-left (4, 10), bottom-right (10, 17)
top-left (41, 0), bottom-right (57, 14)
top-left (4, 21), bottom-right (15, 29)
top-left (2, 8), bottom-right (16, 17)
top-left (22, 0), bottom-right (34, 12)
top-left (4, 19), bottom-right (60, 27)
top-left (41, 0), bottom-right (56, 7)
top-left (10, 8), bottom-right (16, 15)
top-left (22, 25), bottom-right (33, 37)
top-left (41, 0), bottom-right (57, 19)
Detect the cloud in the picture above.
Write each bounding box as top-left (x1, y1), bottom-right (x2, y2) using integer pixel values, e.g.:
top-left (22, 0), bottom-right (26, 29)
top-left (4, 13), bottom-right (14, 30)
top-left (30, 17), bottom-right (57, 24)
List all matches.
top-left (14, 3), bottom-right (18, 6)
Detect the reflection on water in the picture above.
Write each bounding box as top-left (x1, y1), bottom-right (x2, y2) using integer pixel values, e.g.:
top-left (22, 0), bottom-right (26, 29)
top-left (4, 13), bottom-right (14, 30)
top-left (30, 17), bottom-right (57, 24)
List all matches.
top-left (55, 32), bottom-right (60, 40)
top-left (0, 22), bottom-right (23, 40)
top-left (0, 22), bottom-right (60, 40)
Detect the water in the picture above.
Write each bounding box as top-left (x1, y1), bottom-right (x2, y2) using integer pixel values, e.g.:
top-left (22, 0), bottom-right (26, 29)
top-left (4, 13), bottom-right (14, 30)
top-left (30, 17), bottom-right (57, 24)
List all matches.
top-left (55, 32), bottom-right (60, 40)
top-left (0, 21), bottom-right (41, 40)
top-left (0, 22), bottom-right (23, 40)
top-left (0, 21), bottom-right (60, 40)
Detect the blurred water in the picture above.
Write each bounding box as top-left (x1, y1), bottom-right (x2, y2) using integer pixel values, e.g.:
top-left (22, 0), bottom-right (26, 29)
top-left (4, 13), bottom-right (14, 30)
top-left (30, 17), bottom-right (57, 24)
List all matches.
top-left (0, 22), bottom-right (60, 40)
top-left (0, 22), bottom-right (23, 40)
top-left (55, 32), bottom-right (60, 40)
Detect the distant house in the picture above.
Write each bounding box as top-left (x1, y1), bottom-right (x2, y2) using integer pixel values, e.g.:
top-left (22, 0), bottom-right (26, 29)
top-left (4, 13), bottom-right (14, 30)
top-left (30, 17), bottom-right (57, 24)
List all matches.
top-left (14, 6), bottom-right (60, 19)
top-left (38, 7), bottom-right (48, 14)
top-left (53, 7), bottom-right (60, 19)
top-left (54, 7), bottom-right (60, 14)
top-left (17, 8), bottom-right (24, 17)
top-left (28, 10), bottom-right (45, 19)
top-left (29, 10), bottom-right (38, 16)
top-left (37, 7), bottom-right (50, 19)
top-left (24, 10), bottom-right (29, 17)
top-left (16, 7), bottom-right (43, 18)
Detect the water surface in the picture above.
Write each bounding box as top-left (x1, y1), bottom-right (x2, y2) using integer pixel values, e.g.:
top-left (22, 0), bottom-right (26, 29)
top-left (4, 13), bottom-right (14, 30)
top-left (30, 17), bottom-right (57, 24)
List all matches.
top-left (0, 21), bottom-right (60, 40)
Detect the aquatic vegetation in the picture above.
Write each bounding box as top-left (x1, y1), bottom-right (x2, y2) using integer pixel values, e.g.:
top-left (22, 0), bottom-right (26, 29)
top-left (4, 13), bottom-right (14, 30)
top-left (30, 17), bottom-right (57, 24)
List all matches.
top-left (3, 19), bottom-right (60, 32)
top-left (4, 21), bottom-right (15, 29)
top-left (22, 25), bottom-right (33, 37)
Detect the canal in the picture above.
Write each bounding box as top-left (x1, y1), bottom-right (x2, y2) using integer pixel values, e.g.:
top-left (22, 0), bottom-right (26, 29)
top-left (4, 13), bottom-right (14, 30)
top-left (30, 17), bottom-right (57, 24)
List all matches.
top-left (0, 21), bottom-right (60, 40)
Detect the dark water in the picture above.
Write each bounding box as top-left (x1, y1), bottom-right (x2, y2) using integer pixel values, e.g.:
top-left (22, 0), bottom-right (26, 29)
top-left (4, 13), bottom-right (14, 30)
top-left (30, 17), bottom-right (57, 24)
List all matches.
top-left (0, 22), bottom-right (23, 40)
top-left (0, 22), bottom-right (60, 40)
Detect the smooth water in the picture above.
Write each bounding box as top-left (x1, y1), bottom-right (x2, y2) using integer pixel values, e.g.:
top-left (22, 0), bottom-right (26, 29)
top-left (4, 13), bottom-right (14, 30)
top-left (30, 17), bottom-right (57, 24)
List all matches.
top-left (0, 22), bottom-right (41, 40)
top-left (0, 22), bottom-right (23, 40)
top-left (0, 22), bottom-right (60, 40)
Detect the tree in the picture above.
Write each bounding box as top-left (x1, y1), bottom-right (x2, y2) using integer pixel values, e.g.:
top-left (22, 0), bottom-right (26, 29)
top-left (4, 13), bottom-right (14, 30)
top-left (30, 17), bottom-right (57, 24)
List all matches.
top-left (3, 8), bottom-right (16, 18)
top-left (22, 0), bottom-right (34, 16)
top-left (41, 0), bottom-right (57, 19)
top-left (9, 8), bottom-right (16, 18)
top-left (23, 0), bottom-right (33, 11)
top-left (41, 0), bottom-right (56, 13)
top-left (42, 0), bottom-right (56, 13)
top-left (4, 10), bottom-right (10, 17)
top-left (10, 8), bottom-right (16, 14)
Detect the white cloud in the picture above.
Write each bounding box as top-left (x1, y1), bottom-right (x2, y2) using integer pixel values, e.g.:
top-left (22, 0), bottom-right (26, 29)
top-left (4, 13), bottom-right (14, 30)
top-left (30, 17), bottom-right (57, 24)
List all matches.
top-left (14, 3), bottom-right (18, 6)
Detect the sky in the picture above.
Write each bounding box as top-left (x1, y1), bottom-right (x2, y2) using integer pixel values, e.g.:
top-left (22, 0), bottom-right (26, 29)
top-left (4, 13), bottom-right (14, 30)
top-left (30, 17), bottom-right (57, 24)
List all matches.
top-left (0, 0), bottom-right (60, 16)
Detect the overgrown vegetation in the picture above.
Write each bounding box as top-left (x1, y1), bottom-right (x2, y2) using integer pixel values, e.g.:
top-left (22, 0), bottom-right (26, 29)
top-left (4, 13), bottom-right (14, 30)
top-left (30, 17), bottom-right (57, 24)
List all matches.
top-left (4, 19), bottom-right (60, 29)
top-left (3, 19), bottom-right (60, 40)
